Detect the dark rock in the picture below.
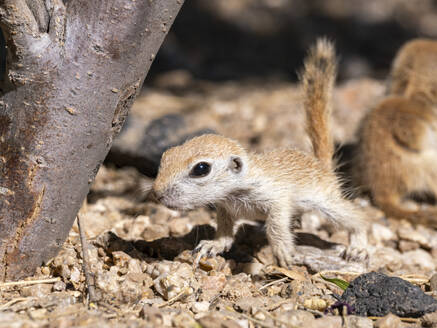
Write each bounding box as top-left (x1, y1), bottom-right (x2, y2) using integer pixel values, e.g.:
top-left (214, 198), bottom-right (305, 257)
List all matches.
top-left (106, 113), bottom-right (215, 177)
top-left (340, 272), bottom-right (437, 317)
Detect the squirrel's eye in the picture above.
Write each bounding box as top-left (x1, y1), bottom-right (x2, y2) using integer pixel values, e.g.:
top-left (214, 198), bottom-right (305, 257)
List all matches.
top-left (189, 162), bottom-right (211, 178)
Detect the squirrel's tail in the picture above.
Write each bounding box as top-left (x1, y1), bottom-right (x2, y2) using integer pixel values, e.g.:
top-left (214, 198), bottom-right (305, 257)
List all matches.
top-left (300, 38), bottom-right (337, 170)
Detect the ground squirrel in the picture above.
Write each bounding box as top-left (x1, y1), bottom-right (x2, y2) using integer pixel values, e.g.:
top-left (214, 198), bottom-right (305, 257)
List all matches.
top-left (152, 39), bottom-right (368, 267)
top-left (354, 39), bottom-right (437, 227)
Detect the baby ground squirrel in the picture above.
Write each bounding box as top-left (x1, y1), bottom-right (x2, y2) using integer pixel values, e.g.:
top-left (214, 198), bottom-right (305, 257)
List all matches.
top-left (354, 39), bottom-right (437, 227)
top-left (152, 39), bottom-right (368, 267)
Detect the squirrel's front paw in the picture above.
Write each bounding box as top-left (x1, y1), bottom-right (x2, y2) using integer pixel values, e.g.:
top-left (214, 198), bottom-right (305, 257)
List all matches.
top-left (192, 238), bottom-right (233, 265)
top-left (271, 243), bottom-right (296, 268)
top-left (342, 246), bottom-right (369, 263)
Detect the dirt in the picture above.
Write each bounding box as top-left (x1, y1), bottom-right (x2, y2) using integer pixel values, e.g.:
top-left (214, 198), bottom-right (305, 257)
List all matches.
top-left (1, 73), bottom-right (437, 328)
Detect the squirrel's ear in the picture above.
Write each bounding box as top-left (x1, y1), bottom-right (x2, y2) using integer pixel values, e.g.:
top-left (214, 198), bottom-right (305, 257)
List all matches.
top-left (229, 156), bottom-right (243, 174)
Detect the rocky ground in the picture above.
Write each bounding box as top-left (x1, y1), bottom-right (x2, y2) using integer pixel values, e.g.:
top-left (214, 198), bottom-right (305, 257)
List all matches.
top-left (1, 74), bottom-right (437, 327)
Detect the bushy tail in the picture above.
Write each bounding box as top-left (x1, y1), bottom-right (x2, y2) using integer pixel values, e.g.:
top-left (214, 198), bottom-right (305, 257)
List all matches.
top-left (300, 38), bottom-right (337, 170)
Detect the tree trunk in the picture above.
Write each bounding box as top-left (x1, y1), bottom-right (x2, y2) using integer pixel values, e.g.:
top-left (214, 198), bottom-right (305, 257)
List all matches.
top-left (0, 0), bottom-right (184, 280)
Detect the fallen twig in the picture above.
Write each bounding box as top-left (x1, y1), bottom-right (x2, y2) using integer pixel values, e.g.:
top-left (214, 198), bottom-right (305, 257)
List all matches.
top-left (265, 265), bottom-right (307, 281)
top-left (77, 214), bottom-right (97, 304)
top-left (317, 271), bottom-right (430, 286)
top-left (265, 299), bottom-right (294, 312)
top-left (0, 278), bottom-right (60, 289)
top-left (259, 277), bottom-right (289, 291)
top-left (157, 287), bottom-right (190, 308)
top-left (297, 304), bottom-right (324, 317)
top-left (0, 297), bottom-right (35, 310)
top-left (316, 271), bottom-right (361, 280)
top-left (368, 316), bottom-right (419, 323)
top-left (342, 305), bottom-right (349, 328)
top-left (398, 275), bottom-right (429, 286)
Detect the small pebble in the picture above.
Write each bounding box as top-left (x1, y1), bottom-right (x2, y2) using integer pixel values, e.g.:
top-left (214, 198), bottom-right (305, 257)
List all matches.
top-left (253, 310), bottom-right (266, 320)
top-left (53, 281), bottom-right (67, 292)
top-left (71, 291), bottom-right (82, 298)
top-left (421, 311), bottom-right (437, 327)
top-left (21, 284), bottom-right (52, 298)
top-left (402, 249), bottom-right (435, 271)
top-left (371, 223), bottom-right (396, 244)
top-left (430, 273), bottom-right (437, 291)
top-left (304, 297), bottom-right (328, 311)
top-left (345, 315), bottom-right (373, 328)
top-left (172, 312), bottom-right (197, 327)
top-left (398, 226), bottom-right (431, 249)
top-left (28, 308), bottom-right (48, 320)
top-left (311, 316), bottom-right (342, 328)
top-left (276, 310), bottom-right (315, 327)
top-left (374, 313), bottom-right (404, 328)
top-left (398, 240), bottom-right (420, 253)
top-left (191, 301), bottom-right (210, 313)
top-left (69, 266), bottom-right (81, 283)
top-left (40, 266), bottom-right (51, 276)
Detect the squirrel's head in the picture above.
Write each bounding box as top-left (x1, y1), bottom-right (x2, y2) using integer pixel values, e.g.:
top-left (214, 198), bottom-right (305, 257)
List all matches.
top-left (152, 134), bottom-right (248, 210)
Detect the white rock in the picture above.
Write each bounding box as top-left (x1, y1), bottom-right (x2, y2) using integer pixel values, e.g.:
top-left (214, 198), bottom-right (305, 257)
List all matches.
top-left (374, 313), bottom-right (404, 328)
top-left (398, 226), bottom-right (431, 249)
top-left (369, 247), bottom-right (402, 271)
top-left (345, 316), bottom-right (373, 328)
top-left (253, 311), bottom-right (266, 321)
top-left (70, 266), bottom-right (81, 283)
top-left (235, 319), bottom-right (249, 328)
top-left (191, 301), bottom-right (210, 314)
top-left (402, 249), bottom-right (435, 271)
top-left (371, 223), bottom-right (396, 244)
top-left (417, 225), bottom-right (437, 249)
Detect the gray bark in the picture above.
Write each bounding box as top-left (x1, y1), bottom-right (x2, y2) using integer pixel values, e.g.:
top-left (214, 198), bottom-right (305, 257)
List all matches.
top-left (0, 0), bottom-right (184, 280)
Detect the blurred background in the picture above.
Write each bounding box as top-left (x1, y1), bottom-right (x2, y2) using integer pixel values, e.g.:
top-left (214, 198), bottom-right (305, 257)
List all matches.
top-left (148, 0), bottom-right (437, 82)
top-left (107, 0), bottom-right (437, 177)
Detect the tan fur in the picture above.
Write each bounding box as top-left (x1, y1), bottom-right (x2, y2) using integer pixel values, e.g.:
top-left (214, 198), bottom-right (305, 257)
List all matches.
top-left (355, 38), bottom-right (437, 226)
top-left (152, 39), bottom-right (368, 268)
top-left (389, 39), bottom-right (437, 103)
top-left (301, 39), bottom-right (336, 170)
